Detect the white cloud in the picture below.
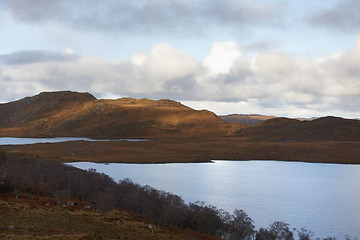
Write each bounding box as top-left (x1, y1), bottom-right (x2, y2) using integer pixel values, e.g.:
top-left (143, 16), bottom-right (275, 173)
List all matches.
top-left (64, 48), bottom-right (75, 55)
top-left (1, 35), bottom-right (360, 117)
top-left (203, 42), bottom-right (243, 74)
top-left (140, 44), bottom-right (200, 83)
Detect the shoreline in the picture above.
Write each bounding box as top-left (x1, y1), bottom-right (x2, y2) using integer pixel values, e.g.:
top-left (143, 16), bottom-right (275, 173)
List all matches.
top-left (66, 159), bottom-right (360, 166)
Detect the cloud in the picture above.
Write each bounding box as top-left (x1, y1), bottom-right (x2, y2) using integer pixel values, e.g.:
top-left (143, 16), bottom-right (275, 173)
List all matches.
top-left (307, 0), bottom-right (360, 32)
top-left (243, 38), bottom-right (279, 52)
top-left (203, 42), bottom-right (243, 74)
top-left (3, 0), bottom-right (284, 36)
top-left (1, 36), bottom-right (360, 117)
top-left (0, 50), bottom-right (78, 65)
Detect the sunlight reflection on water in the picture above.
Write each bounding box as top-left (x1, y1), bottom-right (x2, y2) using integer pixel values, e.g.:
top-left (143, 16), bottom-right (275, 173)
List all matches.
top-left (0, 137), bottom-right (147, 145)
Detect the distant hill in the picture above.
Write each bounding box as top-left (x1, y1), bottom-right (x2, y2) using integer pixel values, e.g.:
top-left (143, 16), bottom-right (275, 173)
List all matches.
top-left (237, 116), bottom-right (360, 141)
top-left (220, 114), bottom-right (318, 125)
top-left (220, 114), bottom-right (277, 125)
top-left (221, 114), bottom-right (360, 141)
top-left (1, 91), bottom-right (359, 141)
top-left (0, 91), bottom-right (237, 138)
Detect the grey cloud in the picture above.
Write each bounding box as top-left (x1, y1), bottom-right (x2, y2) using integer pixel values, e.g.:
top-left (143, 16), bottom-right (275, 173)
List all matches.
top-left (0, 50), bottom-right (78, 65)
top-left (3, 0), bottom-right (67, 23)
top-left (224, 59), bottom-right (254, 84)
top-left (258, 98), bottom-right (284, 108)
top-left (307, 0), bottom-right (360, 32)
top-left (4, 0), bottom-right (284, 35)
top-left (163, 75), bottom-right (198, 93)
top-left (244, 39), bottom-right (279, 52)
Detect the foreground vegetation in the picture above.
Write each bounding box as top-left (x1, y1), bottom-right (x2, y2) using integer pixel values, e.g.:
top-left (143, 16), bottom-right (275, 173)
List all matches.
top-left (0, 150), bottom-right (355, 239)
top-left (1, 192), bottom-right (215, 240)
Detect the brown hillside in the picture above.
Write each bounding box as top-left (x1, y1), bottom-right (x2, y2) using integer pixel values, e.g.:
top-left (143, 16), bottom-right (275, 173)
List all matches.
top-left (0, 91), bottom-right (236, 138)
top-left (1, 91), bottom-right (359, 142)
top-left (0, 91), bottom-right (96, 127)
top-left (237, 116), bottom-right (360, 141)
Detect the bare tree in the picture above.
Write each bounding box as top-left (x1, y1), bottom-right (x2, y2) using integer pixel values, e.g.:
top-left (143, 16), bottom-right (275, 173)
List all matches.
top-left (228, 209), bottom-right (256, 240)
top-left (298, 227), bottom-right (314, 240)
top-left (95, 187), bottom-right (115, 220)
top-left (0, 150), bottom-right (9, 186)
top-left (256, 221), bottom-right (294, 240)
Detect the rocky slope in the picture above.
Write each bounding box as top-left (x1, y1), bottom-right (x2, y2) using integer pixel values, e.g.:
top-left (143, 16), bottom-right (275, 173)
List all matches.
top-left (0, 91), bottom-right (236, 138)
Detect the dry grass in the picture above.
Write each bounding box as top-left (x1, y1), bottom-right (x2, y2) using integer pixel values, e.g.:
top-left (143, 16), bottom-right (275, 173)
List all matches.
top-left (0, 193), bottom-right (220, 240)
top-left (2, 137), bottom-right (360, 164)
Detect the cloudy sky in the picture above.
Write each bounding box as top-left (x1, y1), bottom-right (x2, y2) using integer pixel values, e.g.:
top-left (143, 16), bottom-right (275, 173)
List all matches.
top-left (1, 0), bottom-right (360, 118)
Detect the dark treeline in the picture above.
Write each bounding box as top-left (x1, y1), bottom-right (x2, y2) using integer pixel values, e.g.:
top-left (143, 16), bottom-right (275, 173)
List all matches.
top-left (0, 150), bottom-right (353, 240)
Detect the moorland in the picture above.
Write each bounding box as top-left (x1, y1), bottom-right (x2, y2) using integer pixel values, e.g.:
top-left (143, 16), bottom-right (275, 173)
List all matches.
top-left (1, 90), bottom-right (360, 164)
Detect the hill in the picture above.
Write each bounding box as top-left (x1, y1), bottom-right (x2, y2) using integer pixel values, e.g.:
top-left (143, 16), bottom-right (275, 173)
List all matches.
top-left (1, 91), bottom-right (359, 142)
top-left (221, 114), bottom-right (277, 125)
top-left (0, 91), bottom-right (237, 138)
top-left (221, 114), bottom-right (318, 125)
top-left (237, 116), bottom-right (360, 141)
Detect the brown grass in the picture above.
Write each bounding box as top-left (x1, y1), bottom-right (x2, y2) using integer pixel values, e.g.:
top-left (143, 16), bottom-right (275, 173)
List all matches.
top-left (0, 192), bottom-right (220, 240)
top-left (2, 137), bottom-right (360, 164)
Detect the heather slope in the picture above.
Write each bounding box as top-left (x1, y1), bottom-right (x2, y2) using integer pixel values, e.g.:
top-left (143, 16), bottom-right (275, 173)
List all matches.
top-left (1, 91), bottom-right (359, 142)
top-left (0, 91), bottom-right (96, 127)
top-left (0, 91), bottom-right (236, 138)
top-left (237, 116), bottom-right (360, 141)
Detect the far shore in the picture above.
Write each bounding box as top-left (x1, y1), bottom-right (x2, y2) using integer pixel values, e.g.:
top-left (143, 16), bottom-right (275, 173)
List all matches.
top-left (2, 136), bottom-right (360, 165)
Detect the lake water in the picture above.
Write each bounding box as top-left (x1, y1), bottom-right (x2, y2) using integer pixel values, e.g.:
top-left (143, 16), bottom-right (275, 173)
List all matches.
top-left (1, 137), bottom-right (359, 238)
top-left (68, 160), bottom-right (360, 239)
top-left (0, 137), bottom-right (147, 145)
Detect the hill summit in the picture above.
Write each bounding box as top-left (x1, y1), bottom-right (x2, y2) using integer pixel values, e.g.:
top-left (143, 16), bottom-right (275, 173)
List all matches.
top-left (0, 91), bottom-right (234, 138)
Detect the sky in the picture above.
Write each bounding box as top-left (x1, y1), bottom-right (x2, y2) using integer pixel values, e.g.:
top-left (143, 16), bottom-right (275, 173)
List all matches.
top-left (0, 0), bottom-right (360, 118)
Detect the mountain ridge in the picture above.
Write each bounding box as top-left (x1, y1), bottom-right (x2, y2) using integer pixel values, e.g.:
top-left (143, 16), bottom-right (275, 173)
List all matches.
top-left (1, 91), bottom-right (359, 141)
